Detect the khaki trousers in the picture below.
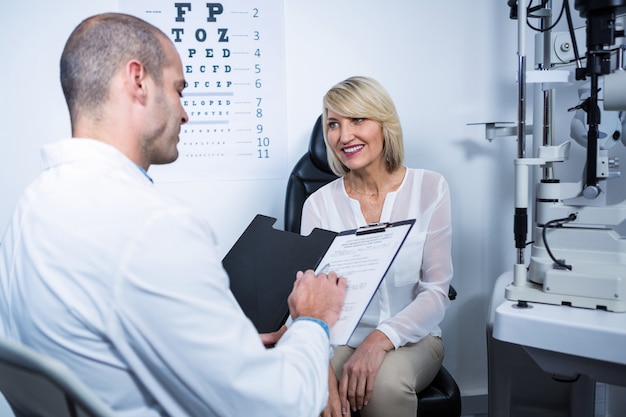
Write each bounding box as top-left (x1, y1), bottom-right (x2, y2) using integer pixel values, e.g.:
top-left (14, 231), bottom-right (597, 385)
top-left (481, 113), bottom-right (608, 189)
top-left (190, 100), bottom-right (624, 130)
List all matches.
top-left (331, 335), bottom-right (444, 417)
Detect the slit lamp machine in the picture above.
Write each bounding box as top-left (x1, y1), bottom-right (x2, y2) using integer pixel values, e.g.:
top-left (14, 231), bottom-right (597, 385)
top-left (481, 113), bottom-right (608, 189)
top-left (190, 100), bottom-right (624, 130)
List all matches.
top-left (493, 0), bottom-right (626, 312)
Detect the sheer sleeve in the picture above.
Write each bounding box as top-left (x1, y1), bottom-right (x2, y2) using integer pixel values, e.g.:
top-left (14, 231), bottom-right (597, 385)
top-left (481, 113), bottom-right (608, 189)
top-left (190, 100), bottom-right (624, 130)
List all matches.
top-left (377, 173), bottom-right (453, 347)
top-left (301, 197), bottom-right (323, 235)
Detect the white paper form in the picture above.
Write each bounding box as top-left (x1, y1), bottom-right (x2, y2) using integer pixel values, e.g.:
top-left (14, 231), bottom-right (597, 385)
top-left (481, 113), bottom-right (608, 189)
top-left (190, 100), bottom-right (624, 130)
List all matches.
top-left (314, 220), bottom-right (415, 345)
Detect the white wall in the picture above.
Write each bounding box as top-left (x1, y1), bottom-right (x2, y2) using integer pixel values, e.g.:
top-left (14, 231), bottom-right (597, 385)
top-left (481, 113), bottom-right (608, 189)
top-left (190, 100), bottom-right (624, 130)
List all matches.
top-left (0, 1), bottom-right (530, 413)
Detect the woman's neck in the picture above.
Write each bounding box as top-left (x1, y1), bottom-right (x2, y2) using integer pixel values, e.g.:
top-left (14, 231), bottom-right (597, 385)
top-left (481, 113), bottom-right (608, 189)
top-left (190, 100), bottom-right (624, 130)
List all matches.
top-left (345, 166), bottom-right (406, 197)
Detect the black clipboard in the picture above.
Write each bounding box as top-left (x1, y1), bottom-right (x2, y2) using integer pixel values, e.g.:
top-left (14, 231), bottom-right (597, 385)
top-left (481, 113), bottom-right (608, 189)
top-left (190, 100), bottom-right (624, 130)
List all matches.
top-left (222, 215), bottom-right (336, 333)
top-left (223, 215), bottom-right (415, 341)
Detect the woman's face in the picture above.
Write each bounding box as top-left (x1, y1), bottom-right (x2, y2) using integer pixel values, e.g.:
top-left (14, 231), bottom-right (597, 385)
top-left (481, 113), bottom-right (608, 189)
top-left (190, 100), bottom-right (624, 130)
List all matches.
top-left (326, 110), bottom-right (384, 172)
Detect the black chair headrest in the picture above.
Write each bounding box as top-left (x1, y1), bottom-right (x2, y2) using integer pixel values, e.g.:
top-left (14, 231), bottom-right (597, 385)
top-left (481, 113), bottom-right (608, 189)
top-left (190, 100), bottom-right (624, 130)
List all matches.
top-left (308, 115), bottom-right (333, 173)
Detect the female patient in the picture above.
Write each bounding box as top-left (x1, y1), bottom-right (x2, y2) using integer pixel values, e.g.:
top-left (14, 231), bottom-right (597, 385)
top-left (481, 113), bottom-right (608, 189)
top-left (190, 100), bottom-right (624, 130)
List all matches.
top-left (301, 76), bottom-right (453, 417)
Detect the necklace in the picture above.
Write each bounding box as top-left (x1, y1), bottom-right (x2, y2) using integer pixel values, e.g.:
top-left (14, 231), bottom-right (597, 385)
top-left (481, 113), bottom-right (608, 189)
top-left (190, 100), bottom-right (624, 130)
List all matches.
top-left (345, 173), bottom-right (380, 197)
top-left (349, 187), bottom-right (378, 197)
top-left (346, 167), bottom-right (406, 198)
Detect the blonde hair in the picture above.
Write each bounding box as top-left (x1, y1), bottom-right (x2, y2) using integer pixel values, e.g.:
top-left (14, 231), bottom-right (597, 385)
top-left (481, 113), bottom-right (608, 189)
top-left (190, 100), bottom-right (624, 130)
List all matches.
top-left (322, 76), bottom-right (404, 176)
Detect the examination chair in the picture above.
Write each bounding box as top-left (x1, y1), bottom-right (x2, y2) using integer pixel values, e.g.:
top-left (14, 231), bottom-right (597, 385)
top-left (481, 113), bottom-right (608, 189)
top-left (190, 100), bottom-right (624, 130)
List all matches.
top-left (0, 336), bottom-right (116, 417)
top-left (284, 115), bottom-right (462, 417)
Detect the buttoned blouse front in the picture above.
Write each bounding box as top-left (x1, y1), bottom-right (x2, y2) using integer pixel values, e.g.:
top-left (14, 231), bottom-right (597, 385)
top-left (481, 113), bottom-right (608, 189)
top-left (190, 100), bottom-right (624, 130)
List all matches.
top-left (301, 168), bottom-right (453, 349)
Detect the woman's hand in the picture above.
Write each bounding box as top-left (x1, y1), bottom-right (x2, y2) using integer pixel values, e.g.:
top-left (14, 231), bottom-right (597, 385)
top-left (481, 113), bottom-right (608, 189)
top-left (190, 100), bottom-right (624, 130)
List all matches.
top-left (259, 325), bottom-right (287, 348)
top-left (338, 330), bottom-right (394, 412)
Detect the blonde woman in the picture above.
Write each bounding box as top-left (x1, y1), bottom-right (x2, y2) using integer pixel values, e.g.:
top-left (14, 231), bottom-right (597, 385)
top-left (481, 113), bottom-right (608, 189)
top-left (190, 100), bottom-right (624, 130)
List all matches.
top-left (301, 76), bottom-right (453, 417)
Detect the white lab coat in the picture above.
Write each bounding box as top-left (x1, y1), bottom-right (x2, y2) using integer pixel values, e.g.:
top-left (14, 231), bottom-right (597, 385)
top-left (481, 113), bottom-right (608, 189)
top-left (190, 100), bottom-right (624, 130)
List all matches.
top-left (0, 138), bottom-right (330, 417)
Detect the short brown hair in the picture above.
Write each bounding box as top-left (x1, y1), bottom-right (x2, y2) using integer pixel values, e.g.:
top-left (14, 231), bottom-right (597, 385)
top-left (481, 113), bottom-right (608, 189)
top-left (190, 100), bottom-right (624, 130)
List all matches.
top-left (60, 13), bottom-right (170, 123)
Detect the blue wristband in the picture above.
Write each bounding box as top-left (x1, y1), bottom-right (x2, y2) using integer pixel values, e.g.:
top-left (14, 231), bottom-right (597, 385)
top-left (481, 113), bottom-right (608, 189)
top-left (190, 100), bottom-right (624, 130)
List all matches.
top-left (293, 317), bottom-right (330, 339)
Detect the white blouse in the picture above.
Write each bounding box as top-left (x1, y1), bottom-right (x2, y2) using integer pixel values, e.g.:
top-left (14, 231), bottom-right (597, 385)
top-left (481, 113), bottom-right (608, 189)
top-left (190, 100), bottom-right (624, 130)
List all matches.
top-left (301, 168), bottom-right (453, 348)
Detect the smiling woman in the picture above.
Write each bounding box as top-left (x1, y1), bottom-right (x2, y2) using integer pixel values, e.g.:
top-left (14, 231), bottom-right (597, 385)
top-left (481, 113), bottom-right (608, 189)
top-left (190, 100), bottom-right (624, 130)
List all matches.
top-left (300, 75), bottom-right (454, 417)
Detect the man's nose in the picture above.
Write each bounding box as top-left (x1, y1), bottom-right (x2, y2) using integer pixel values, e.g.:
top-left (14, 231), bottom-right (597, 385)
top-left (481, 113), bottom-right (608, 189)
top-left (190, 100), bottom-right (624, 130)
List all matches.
top-left (181, 108), bottom-right (189, 125)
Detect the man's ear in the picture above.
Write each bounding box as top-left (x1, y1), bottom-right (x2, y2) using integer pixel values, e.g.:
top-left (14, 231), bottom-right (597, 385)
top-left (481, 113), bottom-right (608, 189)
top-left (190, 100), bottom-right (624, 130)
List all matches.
top-left (126, 60), bottom-right (148, 105)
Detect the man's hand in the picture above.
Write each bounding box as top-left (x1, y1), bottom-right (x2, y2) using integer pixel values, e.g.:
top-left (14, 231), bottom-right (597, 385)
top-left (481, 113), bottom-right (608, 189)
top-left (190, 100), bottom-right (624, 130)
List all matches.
top-left (287, 269), bottom-right (346, 328)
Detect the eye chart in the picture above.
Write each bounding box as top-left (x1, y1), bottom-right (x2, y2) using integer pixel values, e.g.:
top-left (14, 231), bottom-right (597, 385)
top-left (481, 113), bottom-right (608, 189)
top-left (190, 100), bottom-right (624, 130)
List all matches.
top-left (119, 1), bottom-right (287, 181)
